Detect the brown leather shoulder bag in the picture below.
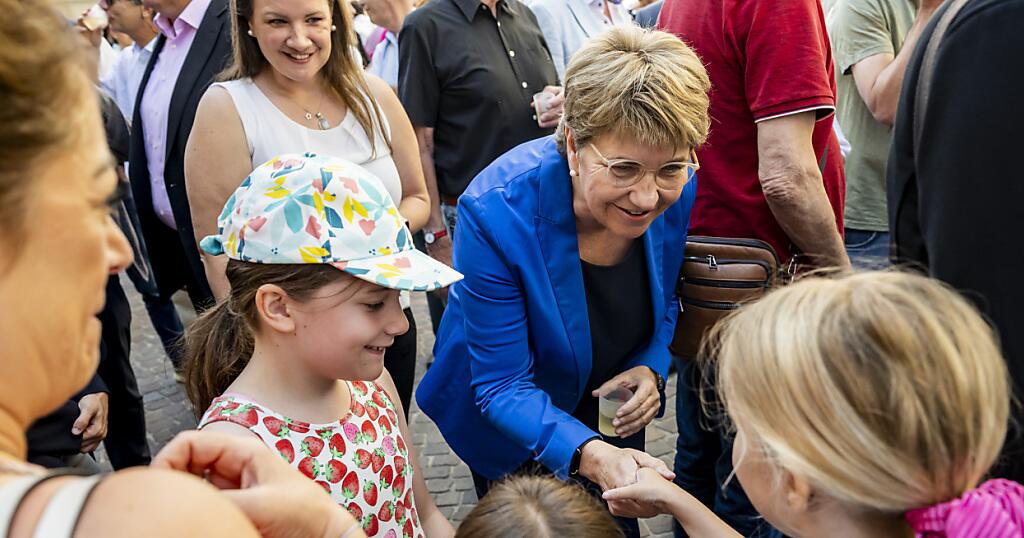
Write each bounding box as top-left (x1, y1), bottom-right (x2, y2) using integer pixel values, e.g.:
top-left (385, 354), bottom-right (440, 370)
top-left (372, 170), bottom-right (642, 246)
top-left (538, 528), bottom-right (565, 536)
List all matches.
top-left (669, 236), bottom-right (782, 358)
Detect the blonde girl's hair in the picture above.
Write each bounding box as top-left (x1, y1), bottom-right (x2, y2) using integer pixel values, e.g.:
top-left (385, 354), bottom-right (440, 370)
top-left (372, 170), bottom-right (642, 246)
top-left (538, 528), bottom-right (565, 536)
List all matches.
top-left (221, 0), bottom-right (390, 156)
top-left (456, 475), bottom-right (623, 538)
top-left (555, 26), bottom-right (710, 154)
top-left (713, 271), bottom-right (1010, 513)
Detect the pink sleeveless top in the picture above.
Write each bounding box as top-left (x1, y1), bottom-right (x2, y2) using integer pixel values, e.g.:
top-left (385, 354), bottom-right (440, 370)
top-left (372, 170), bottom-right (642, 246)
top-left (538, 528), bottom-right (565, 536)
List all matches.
top-left (198, 381), bottom-right (424, 538)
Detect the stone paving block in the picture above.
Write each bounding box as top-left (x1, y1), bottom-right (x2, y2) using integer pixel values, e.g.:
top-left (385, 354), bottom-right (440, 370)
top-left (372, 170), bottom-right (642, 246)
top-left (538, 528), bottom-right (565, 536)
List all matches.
top-left (452, 477), bottom-right (474, 491)
top-left (421, 464), bottom-right (451, 480)
top-left (426, 478), bottom-right (451, 494)
top-left (433, 491), bottom-right (460, 508)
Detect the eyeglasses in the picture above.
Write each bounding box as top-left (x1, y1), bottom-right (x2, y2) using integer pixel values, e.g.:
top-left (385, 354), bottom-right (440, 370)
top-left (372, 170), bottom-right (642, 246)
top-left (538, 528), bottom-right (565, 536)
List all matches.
top-left (586, 143), bottom-right (699, 189)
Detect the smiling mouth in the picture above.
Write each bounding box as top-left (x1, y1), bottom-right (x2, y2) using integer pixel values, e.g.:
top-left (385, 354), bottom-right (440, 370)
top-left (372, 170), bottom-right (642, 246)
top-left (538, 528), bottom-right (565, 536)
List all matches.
top-left (365, 345), bottom-right (388, 353)
top-left (283, 51), bottom-right (313, 62)
top-left (616, 205), bottom-right (651, 218)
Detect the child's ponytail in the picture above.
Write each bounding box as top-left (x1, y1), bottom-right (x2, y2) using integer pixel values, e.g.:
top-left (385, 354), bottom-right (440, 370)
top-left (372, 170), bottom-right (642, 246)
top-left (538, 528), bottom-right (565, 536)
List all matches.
top-left (183, 297), bottom-right (255, 417)
top-left (182, 259), bottom-right (348, 417)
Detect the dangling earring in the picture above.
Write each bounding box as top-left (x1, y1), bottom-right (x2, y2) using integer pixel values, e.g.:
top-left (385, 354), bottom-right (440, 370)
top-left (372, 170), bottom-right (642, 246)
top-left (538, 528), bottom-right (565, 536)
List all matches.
top-left (247, 29), bottom-right (254, 37)
top-left (331, 24), bottom-right (337, 31)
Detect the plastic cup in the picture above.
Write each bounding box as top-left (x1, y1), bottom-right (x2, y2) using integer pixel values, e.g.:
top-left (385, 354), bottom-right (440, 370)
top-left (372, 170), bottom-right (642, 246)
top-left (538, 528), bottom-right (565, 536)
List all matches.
top-left (598, 386), bottom-right (633, 437)
top-left (533, 90), bottom-right (556, 126)
top-left (80, 4), bottom-right (108, 31)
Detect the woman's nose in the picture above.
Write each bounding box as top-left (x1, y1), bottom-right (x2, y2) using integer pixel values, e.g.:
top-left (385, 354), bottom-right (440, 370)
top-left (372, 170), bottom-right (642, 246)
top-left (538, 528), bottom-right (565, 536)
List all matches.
top-left (107, 215), bottom-right (134, 275)
top-left (287, 25), bottom-right (314, 50)
top-left (629, 178), bottom-right (660, 211)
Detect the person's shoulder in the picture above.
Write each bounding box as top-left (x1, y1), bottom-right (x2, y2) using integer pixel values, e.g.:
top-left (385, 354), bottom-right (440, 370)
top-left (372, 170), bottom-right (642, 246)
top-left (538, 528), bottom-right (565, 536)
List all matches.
top-left (948, 0), bottom-right (1024, 38)
top-left (404, 0), bottom-right (448, 29)
top-left (73, 468), bottom-right (257, 537)
top-left (463, 137), bottom-right (557, 210)
top-left (198, 82), bottom-right (242, 116)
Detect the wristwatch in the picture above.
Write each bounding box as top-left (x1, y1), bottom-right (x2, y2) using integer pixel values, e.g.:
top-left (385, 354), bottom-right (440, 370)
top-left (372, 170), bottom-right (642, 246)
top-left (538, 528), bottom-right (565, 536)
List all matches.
top-left (569, 436), bottom-right (601, 476)
top-left (424, 228), bottom-right (448, 245)
top-left (645, 366), bottom-right (665, 393)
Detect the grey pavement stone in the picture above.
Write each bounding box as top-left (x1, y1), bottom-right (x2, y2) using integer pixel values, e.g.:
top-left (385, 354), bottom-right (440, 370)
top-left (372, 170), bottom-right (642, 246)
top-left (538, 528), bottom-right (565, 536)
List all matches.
top-left (123, 282), bottom-right (683, 537)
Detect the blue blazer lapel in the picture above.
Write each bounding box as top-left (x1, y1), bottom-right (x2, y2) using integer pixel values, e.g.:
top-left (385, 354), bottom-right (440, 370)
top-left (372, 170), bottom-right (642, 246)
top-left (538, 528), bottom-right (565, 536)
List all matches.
top-left (534, 143), bottom-right (592, 399)
top-left (642, 215), bottom-right (665, 343)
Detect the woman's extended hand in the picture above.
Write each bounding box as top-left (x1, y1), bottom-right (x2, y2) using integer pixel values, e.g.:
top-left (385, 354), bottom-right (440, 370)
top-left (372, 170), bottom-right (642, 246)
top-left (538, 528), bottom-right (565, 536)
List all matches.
top-left (578, 440), bottom-right (675, 493)
top-left (593, 366), bottom-right (661, 437)
top-left (153, 431), bottom-right (364, 538)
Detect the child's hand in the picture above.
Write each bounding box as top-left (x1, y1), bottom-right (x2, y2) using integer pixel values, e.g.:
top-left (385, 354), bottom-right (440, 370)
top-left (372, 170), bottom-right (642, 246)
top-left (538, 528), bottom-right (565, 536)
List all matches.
top-left (602, 467), bottom-right (682, 518)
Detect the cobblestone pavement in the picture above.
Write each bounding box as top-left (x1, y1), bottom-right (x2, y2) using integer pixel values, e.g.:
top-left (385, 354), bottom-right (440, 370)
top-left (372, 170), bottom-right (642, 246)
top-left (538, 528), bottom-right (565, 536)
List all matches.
top-left (121, 279), bottom-right (680, 537)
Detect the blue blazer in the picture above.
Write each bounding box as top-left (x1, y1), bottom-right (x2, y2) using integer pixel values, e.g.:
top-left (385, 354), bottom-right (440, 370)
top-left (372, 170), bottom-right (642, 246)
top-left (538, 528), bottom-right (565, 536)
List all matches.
top-left (416, 136), bottom-right (696, 480)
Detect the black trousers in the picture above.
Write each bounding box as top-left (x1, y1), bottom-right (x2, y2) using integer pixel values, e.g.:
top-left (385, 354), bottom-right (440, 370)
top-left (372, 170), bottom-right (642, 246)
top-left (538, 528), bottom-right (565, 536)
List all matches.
top-left (96, 276), bottom-right (151, 469)
top-left (383, 307), bottom-right (417, 419)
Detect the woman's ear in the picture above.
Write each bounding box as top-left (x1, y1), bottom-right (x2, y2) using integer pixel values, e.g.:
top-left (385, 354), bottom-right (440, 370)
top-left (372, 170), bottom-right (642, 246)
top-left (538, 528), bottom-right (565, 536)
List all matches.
top-left (255, 284), bottom-right (297, 334)
top-left (566, 129), bottom-right (580, 174)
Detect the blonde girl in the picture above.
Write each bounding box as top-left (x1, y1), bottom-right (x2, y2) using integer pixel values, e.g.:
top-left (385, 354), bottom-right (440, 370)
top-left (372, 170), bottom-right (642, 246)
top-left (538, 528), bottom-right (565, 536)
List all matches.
top-left (604, 271), bottom-right (1024, 537)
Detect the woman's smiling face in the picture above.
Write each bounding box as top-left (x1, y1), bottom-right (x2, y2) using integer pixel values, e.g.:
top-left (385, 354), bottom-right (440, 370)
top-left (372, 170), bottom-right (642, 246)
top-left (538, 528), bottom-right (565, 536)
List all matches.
top-left (249, 0), bottom-right (334, 83)
top-left (568, 131), bottom-right (693, 240)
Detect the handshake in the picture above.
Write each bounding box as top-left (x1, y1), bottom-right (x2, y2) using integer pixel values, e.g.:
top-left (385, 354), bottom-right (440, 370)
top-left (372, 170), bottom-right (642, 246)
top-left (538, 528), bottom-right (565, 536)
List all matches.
top-left (582, 441), bottom-right (743, 537)
top-left (577, 440), bottom-right (677, 519)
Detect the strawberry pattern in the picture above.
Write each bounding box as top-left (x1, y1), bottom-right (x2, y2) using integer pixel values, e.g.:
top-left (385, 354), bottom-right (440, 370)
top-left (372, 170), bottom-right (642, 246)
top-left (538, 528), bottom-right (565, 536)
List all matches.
top-left (198, 382), bottom-right (424, 538)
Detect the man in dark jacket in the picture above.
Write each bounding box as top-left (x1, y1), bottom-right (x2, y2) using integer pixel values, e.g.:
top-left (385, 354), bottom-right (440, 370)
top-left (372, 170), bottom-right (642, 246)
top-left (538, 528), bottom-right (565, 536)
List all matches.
top-left (129, 0), bottom-right (231, 316)
top-left (888, 0), bottom-right (1024, 482)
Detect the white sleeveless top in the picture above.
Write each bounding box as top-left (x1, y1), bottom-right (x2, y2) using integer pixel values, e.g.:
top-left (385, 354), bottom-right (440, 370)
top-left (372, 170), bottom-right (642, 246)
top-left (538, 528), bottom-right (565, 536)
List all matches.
top-left (213, 78), bottom-right (402, 206)
top-left (215, 78), bottom-right (410, 308)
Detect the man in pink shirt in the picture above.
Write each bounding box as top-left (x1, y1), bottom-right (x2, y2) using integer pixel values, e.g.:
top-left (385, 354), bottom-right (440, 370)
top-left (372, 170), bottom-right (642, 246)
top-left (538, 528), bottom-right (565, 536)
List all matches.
top-left (129, 0), bottom-right (231, 316)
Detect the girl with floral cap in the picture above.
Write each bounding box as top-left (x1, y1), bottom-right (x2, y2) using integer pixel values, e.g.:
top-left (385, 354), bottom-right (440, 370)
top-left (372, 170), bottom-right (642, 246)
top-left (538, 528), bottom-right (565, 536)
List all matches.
top-left (184, 153), bottom-right (462, 538)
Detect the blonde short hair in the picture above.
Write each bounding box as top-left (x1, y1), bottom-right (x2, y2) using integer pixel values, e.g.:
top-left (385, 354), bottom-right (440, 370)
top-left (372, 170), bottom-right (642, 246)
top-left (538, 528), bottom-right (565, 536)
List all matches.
top-left (713, 271), bottom-right (1010, 513)
top-left (555, 27), bottom-right (710, 154)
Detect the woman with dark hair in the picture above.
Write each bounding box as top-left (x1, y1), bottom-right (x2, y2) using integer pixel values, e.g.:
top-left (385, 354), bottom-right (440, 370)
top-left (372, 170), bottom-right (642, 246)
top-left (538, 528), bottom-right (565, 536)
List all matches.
top-left (185, 0), bottom-right (430, 414)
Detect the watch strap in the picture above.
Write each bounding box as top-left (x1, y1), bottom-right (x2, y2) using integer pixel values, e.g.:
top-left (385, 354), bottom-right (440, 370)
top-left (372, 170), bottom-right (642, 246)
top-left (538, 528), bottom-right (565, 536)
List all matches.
top-left (569, 436), bottom-right (601, 476)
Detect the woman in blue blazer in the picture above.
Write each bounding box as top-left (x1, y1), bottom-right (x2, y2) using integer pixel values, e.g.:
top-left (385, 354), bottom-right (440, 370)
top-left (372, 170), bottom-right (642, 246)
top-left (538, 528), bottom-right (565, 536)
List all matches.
top-left (416, 27), bottom-right (711, 535)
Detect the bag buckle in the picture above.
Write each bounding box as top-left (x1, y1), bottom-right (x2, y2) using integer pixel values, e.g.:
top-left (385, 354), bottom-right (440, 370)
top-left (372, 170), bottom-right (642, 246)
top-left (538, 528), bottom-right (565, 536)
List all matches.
top-left (707, 254), bottom-right (718, 270)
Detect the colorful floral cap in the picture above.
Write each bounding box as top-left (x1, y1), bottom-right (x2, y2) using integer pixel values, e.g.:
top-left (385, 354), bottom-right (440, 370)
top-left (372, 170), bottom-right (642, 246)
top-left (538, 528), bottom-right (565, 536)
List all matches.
top-left (200, 153), bottom-right (463, 292)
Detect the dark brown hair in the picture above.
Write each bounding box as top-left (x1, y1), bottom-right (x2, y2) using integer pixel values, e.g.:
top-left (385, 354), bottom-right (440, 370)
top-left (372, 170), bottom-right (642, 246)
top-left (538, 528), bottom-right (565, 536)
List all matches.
top-left (220, 0), bottom-right (390, 156)
top-left (0, 0), bottom-right (90, 251)
top-left (183, 260), bottom-right (348, 415)
top-left (456, 475), bottom-right (624, 538)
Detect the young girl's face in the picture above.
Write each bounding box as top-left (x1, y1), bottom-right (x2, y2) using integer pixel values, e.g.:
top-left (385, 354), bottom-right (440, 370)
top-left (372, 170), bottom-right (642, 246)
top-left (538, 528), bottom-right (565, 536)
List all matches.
top-left (287, 277), bottom-right (409, 381)
top-left (732, 423), bottom-right (805, 536)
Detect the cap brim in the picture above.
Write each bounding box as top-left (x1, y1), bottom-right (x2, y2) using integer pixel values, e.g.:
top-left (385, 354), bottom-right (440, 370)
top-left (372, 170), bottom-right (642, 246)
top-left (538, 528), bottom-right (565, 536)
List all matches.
top-left (330, 250), bottom-right (464, 292)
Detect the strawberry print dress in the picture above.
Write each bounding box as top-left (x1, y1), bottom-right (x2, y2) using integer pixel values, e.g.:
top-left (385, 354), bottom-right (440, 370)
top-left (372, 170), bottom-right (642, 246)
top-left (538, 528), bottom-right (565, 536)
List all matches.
top-left (198, 381), bottom-right (424, 538)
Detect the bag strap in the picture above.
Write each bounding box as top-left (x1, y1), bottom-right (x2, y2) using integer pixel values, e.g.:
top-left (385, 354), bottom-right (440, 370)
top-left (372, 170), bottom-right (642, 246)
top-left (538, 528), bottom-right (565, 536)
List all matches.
top-left (912, 0), bottom-right (972, 159)
top-left (31, 475), bottom-right (103, 538)
top-left (0, 475), bottom-right (49, 538)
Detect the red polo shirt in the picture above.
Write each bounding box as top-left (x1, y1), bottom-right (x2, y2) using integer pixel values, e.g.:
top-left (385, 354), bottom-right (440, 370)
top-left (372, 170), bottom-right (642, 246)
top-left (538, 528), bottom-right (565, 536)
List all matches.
top-left (657, 0), bottom-right (845, 263)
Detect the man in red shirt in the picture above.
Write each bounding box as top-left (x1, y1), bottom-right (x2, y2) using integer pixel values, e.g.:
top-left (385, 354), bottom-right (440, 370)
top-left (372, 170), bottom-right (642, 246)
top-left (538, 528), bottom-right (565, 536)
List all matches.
top-left (659, 1), bottom-right (848, 535)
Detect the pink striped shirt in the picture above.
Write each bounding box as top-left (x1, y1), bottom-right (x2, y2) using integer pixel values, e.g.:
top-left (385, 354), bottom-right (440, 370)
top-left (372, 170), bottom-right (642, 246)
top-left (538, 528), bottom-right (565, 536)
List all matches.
top-left (905, 479), bottom-right (1024, 537)
top-left (139, 0), bottom-right (212, 229)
